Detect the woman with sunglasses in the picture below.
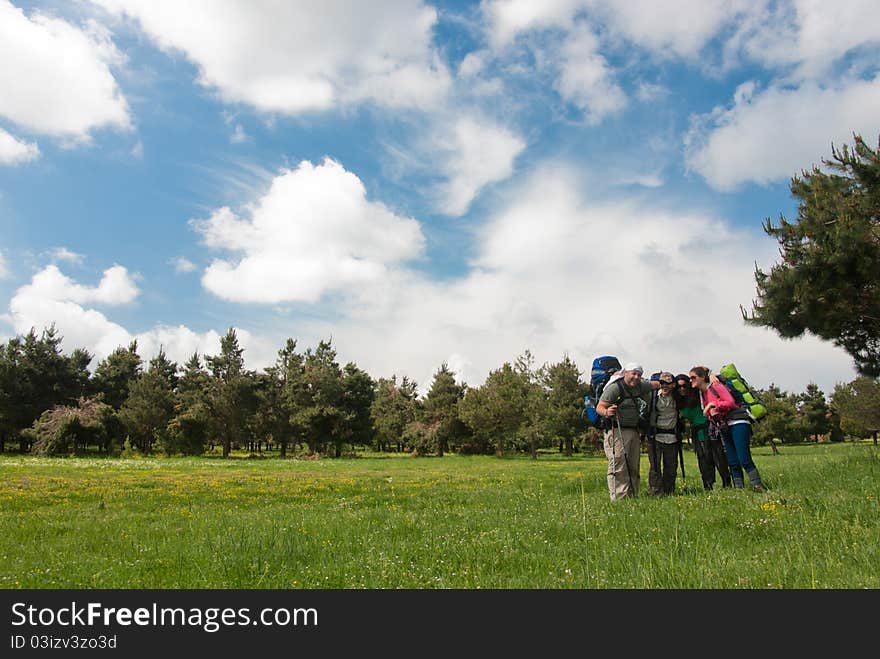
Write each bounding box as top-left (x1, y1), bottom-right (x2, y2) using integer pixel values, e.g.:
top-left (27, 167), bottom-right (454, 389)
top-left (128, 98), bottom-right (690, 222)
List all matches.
top-left (674, 373), bottom-right (731, 490)
top-left (688, 366), bottom-right (765, 492)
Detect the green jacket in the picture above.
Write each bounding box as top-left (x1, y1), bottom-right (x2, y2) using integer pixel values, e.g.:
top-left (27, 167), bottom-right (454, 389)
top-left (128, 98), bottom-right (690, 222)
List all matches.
top-left (679, 404), bottom-right (710, 442)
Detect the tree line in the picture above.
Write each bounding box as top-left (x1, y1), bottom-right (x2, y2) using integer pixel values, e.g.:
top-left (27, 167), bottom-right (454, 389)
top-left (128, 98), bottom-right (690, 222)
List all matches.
top-left (0, 324), bottom-right (877, 458)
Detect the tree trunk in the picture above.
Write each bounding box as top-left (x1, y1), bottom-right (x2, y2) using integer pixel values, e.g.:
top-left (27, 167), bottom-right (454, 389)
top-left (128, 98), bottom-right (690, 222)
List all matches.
top-left (873, 431), bottom-right (878, 446)
top-left (222, 439), bottom-right (231, 458)
top-left (564, 438), bottom-right (573, 457)
top-left (496, 437), bottom-right (503, 458)
top-left (530, 438), bottom-right (537, 460)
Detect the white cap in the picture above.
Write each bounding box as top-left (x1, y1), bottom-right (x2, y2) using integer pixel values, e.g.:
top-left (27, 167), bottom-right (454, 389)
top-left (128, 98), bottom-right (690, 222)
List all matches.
top-left (623, 362), bottom-right (644, 374)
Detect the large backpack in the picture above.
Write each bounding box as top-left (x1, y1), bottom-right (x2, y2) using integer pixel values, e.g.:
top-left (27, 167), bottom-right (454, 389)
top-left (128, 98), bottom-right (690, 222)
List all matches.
top-left (718, 363), bottom-right (767, 422)
top-left (584, 356), bottom-right (622, 429)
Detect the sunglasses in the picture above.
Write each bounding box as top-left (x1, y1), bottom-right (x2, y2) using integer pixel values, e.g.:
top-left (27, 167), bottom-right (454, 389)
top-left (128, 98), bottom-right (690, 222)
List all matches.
top-left (660, 381), bottom-right (674, 386)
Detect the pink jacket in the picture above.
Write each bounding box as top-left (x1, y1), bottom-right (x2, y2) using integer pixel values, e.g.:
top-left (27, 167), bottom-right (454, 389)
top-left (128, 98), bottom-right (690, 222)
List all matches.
top-left (702, 381), bottom-right (738, 420)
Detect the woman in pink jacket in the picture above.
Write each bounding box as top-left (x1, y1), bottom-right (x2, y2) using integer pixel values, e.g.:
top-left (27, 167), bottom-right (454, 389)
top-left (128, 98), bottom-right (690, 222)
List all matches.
top-left (689, 365), bottom-right (765, 492)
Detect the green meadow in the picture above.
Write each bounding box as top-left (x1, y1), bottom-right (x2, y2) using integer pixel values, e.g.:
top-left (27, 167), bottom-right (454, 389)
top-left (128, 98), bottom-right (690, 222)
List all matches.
top-left (1, 442), bottom-right (877, 589)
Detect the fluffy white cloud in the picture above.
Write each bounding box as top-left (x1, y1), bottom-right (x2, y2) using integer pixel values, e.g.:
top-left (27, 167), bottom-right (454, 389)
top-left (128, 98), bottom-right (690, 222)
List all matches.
top-left (554, 24), bottom-right (626, 124)
top-left (435, 116), bottom-right (526, 216)
top-left (590, 0), bottom-right (746, 59)
top-left (0, 127), bottom-right (39, 165)
top-left (93, 0), bottom-right (451, 114)
top-left (685, 76), bottom-right (880, 190)
top-left (483, 0), bottom-right (742, 56)
top-left (732, 0), bottom-right (880, 79)
top-left (8, 265), bottom-right (136, 360)
top-left (17, 264), bottom-right (138, 306)
top-left (6, 264), bottom-right (242, 367)
top-left (194, 158), bottom-right (425, 303)
top-left (0, 0), bottom-right (130, 141)
top-left (482, 0), bottom-right (583, 47)
top-left (294, 162), bottom-right (856, 395)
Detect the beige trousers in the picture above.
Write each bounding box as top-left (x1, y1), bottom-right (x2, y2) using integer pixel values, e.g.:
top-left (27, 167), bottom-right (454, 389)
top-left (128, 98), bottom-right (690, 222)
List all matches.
top-left (603, 426), bottom-right (641, 500)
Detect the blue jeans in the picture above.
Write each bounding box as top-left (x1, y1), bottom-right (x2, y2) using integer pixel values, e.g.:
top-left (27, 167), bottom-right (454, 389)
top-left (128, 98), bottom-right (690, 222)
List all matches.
top-left (721, 422), bottom-right (762, 487)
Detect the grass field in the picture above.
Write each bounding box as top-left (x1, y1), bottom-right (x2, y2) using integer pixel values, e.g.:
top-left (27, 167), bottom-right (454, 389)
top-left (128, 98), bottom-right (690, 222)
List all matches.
top-left (1, 442), bottom-right (877, 589)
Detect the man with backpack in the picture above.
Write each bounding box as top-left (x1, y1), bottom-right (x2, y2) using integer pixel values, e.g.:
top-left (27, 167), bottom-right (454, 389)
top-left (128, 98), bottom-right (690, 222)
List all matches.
top-left (595, 362), bottom-right (661, 500)
top-left (646, 372), bottom-right (681, 496)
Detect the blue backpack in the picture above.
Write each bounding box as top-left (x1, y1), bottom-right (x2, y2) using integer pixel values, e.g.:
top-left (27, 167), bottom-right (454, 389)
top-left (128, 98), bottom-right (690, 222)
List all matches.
top-left (584, 356), bottom-right (622, 429)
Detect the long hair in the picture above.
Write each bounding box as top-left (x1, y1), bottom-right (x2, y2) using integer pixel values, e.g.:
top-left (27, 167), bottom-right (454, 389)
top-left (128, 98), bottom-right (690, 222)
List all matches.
top-left (688, 365), bottom-right (712, 395)
top-left (675, 373), bottom-right (699, 408)
top-left (689, 365), bottom-right (710, 380)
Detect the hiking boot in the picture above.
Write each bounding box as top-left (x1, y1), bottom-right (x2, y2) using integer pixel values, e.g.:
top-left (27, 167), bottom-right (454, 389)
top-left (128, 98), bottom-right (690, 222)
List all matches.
top-left (746, 468), bottom-right (764, 492)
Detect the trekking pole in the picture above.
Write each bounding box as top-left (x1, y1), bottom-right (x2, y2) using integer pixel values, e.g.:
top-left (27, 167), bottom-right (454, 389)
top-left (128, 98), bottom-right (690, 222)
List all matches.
top-left (678, 439), bottom-right (687, 490)
top-left (676, 418), bottom-right (689, 492)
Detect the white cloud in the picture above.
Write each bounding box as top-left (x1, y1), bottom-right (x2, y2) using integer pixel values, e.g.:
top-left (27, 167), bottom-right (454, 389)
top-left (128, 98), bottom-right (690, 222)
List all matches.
top-left (635, 82), bottom-right (669, 103)
top-left (435, 116), bottom-right (526, 216)
top-left (0, 251), bottom-right (9, 279)
top-left (130, 324), bottom-right (226, 367)
top-left (6, 264), bottom-right (242, 368)
top-left (685, 76), bottom-right (880, 190)
top-left (0, 1), bottom-right (130, 141)
top-left (194, 158), bottom-right (425, 303)
top-left (9, 265), bottom-right (136, 360)
top-left (289, 162), bottom-right (856, 395)
top-left (482, 0), bottom-right (584, 48)
top-left (0, 127), bottom-right (39, 165)
top-left (554, 24), bottom-right (626, 124)
top-left (18, 264), bottom-right (139, 306)
top-left (482, 0), bottom-right (743, 57)
top-left (590, 0), bottom-right (746, 59)
top-left (94, 0), bottom-right (451, 114)
top-left (732, 0), bottom-right (880, 79)
top-left (459, 52), bottom-right (487, 78)
top-left (171, 256), bottom-right (196, 274)
top-left (49, 247), bottom-right (85, 265)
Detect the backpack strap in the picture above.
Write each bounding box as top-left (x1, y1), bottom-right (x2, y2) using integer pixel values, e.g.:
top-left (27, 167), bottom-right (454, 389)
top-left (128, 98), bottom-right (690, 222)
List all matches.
top-left (615, 379), bottom-right (648, 430)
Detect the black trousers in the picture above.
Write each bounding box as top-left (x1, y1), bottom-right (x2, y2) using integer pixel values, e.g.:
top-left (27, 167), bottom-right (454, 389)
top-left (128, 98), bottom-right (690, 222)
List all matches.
top-left (694, 438), bottom-right (732, 490)
top-left (647, 439), bottom-right (679, 495)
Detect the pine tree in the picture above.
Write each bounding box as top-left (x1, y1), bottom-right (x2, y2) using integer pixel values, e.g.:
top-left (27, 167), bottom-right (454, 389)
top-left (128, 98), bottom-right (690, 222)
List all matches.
top-left (167, 352), bottom-right (211, 455)
top-left (422, 363), bottom-right (468, 456)
top-left (539, 355), bottom-right (588, 456)
top-left (118, 360), bottom-right (175, 454)
top-left (798, 383), bottom-right (830, 442)
top-left (371, 376), bottom-right (419, 452)
top-left (205, 328), bottom-right (256, 458)
top-left (92, 341), bottom-right (142, 410)
top-left (744, 134), bottom-right (880, 376)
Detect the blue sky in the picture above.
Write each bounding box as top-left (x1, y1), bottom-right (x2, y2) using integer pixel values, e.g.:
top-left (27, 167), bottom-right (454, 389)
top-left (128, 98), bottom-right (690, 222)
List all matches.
top-left (1, 0), bottom-right (878, 395)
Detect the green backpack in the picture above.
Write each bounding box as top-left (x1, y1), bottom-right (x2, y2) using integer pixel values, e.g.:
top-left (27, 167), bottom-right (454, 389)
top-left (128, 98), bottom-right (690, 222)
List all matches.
top-left (719, 363), bottom-right (767, 422)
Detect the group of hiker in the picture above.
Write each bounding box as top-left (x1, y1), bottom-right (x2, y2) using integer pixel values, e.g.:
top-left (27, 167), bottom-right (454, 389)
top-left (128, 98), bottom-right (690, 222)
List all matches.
top-left (593, 361), bottom-right (766, 501)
